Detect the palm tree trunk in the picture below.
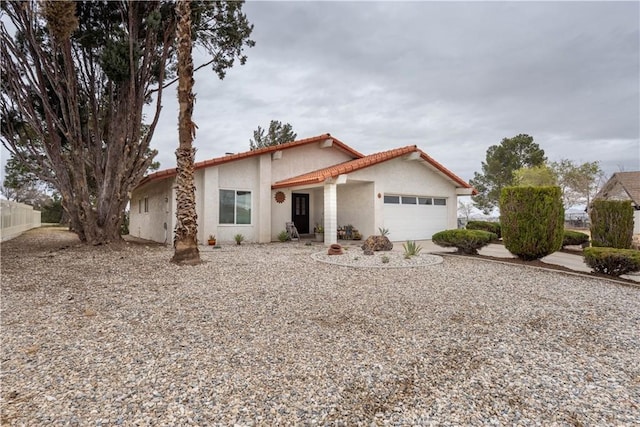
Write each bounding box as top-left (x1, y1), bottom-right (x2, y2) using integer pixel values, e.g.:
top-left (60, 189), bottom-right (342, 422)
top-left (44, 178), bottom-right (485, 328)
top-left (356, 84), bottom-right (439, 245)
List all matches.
top-left (171, 0), bottom-right (200, 265)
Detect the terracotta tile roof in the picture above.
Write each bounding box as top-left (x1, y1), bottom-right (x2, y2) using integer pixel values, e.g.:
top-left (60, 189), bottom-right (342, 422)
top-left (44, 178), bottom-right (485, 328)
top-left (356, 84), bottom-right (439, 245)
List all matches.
top-left (136, 133), bottom-right (362, 188)
top-left (272, 145), bottom-right (476, 194)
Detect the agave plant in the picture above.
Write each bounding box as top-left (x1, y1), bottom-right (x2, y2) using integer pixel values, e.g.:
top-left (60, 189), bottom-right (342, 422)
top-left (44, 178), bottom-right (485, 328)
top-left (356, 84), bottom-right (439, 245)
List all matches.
top-left (403, 240), bottom-right (422, 258)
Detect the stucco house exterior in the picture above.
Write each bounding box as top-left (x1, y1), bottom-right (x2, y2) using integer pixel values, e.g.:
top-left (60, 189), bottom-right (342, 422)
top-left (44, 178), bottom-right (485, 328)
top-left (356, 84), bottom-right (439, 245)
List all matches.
top-left (592, 171), bottom-right (640, 234)
top-left (129, 133), bottom-right (476, 245)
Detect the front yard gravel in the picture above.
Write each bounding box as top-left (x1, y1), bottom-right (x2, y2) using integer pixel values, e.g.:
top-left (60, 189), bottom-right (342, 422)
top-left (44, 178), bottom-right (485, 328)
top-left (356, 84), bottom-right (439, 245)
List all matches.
top-left (1, 228), bottom-right (639, 426)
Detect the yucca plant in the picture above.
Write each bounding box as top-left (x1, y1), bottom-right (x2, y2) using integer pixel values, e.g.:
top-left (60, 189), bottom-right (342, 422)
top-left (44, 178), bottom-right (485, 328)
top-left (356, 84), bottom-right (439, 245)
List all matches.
top-left (403, 240), bottom-right (422, 258)
top-left (378, 227), bottom-right (390, 237)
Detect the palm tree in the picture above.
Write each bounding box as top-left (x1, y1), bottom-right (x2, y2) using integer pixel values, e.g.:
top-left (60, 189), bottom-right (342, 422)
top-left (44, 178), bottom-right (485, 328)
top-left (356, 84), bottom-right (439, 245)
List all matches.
top-left (171, 0), bottom-right (200, 265)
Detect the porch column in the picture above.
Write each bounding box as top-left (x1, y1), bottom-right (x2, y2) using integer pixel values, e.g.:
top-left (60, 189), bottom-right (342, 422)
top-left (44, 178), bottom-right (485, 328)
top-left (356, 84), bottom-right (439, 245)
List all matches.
top-left (324, 181), bottom-right (337, 246)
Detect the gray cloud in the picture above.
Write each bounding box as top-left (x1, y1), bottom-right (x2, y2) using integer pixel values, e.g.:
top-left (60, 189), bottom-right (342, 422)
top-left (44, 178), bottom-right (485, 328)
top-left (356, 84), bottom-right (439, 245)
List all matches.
top-left (3, 1), bottom-right (637, 187)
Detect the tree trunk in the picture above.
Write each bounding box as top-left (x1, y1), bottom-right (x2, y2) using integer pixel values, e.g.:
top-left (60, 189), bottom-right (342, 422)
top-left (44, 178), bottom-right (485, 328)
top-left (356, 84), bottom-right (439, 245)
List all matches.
top-left (171, 0), bottom-right (200, 265)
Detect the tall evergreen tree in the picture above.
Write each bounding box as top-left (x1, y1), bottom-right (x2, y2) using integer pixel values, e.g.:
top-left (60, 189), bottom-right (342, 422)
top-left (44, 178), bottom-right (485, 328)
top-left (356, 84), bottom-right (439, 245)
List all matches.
top-left (249, 120), bottom-right (297, 150)
top-left (470, 134), bottom-right (546, 214)
top-left (1, 0), bottom-right (254, 244)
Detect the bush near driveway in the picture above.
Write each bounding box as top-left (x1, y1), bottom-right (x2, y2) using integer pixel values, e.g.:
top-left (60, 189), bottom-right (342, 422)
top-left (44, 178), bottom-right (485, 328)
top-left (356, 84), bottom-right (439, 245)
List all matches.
top-left (432, 229), bottom-right (497, 255)
top-left (584, 247), bottom-right (640, 277)
top-left (466, 220), bottom-right (501, 239)
top-left (562, 230), bottom-right (590, 248)
top-left (590, 200), bottom-right (634, 249)
top-left (500, 186), bottom-right (564, 261)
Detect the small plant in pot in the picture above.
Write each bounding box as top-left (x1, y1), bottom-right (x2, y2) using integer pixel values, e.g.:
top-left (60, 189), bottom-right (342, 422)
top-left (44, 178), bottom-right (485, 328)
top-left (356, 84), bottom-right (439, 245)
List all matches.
top-left (314, 224), bottom-right (324, 242)
top-left (207, 234), bottom-right (216, 246)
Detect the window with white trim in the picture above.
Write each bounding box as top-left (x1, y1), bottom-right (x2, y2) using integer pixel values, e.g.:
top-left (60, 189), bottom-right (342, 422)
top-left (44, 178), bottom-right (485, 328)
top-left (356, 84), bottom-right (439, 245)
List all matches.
top-left (220, 189), bottom-right (252, 224)
top-left (383, 195), bottom-right (400, 204)
top-left (434, 198), bottom-right (447, 206)
top-left (401, 196), bottom-right (417, 205)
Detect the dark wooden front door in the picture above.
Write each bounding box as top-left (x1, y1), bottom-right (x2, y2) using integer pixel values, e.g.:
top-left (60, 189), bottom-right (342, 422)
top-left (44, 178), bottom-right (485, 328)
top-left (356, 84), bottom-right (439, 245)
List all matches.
top-left (292, 193), bottom-right (309, 234)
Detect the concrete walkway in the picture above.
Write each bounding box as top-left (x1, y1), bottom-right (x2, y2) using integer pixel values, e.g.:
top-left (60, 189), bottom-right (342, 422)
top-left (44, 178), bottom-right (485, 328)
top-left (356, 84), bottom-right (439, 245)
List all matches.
top-left (390, 240), bottom-right (640, 284)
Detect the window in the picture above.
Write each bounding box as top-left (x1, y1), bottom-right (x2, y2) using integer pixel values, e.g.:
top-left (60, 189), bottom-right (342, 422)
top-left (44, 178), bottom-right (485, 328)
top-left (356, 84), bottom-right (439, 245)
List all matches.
top-left (383, 195), bottom-right (400, 204)
top-left (401, 196), bottom-right (417, 205)
top-left (144, 197), bottom-right (149, 213)
top-left (138, 199), bottom-right (142, 214)
top-left (220, 189), bottom-right (252, 224)
top-left (418, 197), bottom-right (432, 205)
top-left (434, 198), bottom-right (447, 206)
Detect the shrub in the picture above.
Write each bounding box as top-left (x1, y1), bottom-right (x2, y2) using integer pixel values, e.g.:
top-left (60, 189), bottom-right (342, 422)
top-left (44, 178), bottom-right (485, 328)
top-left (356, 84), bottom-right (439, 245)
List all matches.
top-left (590, 200), bottom-right (634, 249)
top-left (500, 186), bottom-right (564, 261)
top-left (584, 247), bottom-right (640, 277)
top-left (432, 229), bottom-right (497, 255)
top-left (466, 220), bottom-right (501, 239)
top-left (277, 230), bottom-right (289, 242)
top-left (234, 233), bottom-right (245, 245)
top-left (562, 230), bottom-right (590, 248)
top-left (403, 240), bottom-right (422, 258)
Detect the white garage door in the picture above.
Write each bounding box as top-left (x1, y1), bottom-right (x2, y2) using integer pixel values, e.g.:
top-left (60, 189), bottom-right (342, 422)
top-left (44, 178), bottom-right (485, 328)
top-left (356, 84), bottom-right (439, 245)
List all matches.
top-left (383, 195), bottom-right (449, 241)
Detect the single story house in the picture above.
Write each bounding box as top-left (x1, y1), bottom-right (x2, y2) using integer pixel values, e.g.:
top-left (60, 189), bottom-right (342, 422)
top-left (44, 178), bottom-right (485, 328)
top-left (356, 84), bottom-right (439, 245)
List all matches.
top-left (592, 171), bottom-right (640, 234)
top-left (129, 134), bottom-right (476, 245)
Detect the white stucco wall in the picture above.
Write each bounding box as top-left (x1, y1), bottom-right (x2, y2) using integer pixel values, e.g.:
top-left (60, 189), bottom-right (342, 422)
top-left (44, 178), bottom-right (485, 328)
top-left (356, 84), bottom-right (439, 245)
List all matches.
top-left (270, 143), bottom-right (355, 182)
top-left (214, 157), bottom-right (259, 243)
top-left (130, 179), bottom-right (174, 244)
top-left (336, 182), bottom-right (375, 238)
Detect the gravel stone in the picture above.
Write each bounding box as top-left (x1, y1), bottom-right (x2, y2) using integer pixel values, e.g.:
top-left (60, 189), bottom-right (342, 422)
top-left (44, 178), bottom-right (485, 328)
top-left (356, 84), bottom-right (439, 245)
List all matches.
top-left (1, 228), bottom-right (639, 425)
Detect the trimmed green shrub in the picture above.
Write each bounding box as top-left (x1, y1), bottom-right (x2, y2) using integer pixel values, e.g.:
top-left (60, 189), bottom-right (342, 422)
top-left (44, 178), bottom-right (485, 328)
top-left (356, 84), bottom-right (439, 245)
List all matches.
top-left (584, 247), bottom-right (640, 277)
top-left (500, 186), bottom-right (564, 261)
top-left (277, 230), bottom-right (289, 242)
top-left (432, 229), bottom-right (497, 255)
top-left (562, 230), bottom-right (590, 248)
top-left (590, 200), bottom-right (634, 249)
top-left (466, 220), bottom-right (501, 239)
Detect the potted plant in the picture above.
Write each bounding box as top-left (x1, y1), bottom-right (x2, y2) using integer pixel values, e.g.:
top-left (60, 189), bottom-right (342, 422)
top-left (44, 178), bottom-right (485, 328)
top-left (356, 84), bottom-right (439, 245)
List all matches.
top-left (207, 234), bottom-right (216, 246)
top-left (314, 224), bottom-right (324, 242)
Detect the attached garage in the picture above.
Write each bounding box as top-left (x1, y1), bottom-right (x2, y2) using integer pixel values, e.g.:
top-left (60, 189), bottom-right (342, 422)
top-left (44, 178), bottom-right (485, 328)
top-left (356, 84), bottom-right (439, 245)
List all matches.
top-left (383, 194), bottom-right (449, 241)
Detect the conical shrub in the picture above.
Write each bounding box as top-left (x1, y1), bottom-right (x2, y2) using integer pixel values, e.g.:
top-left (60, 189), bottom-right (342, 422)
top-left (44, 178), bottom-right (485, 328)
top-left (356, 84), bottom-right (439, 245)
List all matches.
top-left (590, 200), bottom-right (633, 249)
top-left (500, 186), bottom-right (564, 260)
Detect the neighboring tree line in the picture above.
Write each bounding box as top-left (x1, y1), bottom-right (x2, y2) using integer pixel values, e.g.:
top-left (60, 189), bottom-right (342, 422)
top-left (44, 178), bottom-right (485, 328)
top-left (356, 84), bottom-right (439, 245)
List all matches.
top-left (1, 0), bottom-right (254, 245)
top-left (469, 134), bottom-right (604, 214)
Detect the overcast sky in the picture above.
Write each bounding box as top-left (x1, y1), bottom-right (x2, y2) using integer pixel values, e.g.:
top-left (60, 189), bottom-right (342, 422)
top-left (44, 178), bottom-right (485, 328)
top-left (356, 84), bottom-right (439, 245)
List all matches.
top-left (1, 1), bottom-right (639, 188)
top-left (144, 0), bottom-right (639, 184)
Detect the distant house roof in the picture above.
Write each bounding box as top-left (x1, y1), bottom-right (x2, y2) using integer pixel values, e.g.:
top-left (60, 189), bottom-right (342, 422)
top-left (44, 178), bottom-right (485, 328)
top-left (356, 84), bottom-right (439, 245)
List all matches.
top-left (272, 145), bottom-right (477, 194)
top-left (594, 171), bottom-right (640, 205)
top-left (136, 133), bottom-right (362, 187)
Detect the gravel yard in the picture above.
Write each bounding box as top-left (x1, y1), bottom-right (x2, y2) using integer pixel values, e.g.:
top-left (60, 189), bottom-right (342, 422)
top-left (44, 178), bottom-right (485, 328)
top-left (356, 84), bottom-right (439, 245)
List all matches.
top-left (1, 228), bottom-right (639, 426)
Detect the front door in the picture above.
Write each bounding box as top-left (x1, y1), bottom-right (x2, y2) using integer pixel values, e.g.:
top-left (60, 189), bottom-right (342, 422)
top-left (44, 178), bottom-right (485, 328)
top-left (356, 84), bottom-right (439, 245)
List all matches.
top-left (292, 193), bottom-right (310, 234)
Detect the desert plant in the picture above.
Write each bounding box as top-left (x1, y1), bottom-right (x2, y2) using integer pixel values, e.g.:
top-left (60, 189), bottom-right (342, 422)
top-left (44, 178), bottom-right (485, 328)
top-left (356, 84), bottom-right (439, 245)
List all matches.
top-left (500, 186), bottom-right (564, 261)
top-left (562, 230), bottom-right (590, 248)
top-left (378, 227), bottom-right (390, 237)
top-left (590, 200), bottom-right (634, 249)
top-left (403, 240), bottom-right (422, 258)
top-left (466, 220), bottom-right (501, 239)
top-left (234, 233), bottom-right (245, 245)
top-left (381, 255), bottom-right (390, 264)
top-left (584, 247), bottom-right (640, 276)
top-left (432, 229), bottom-right (497, 255)
top-left (277, 230), bottom-right (289, 242)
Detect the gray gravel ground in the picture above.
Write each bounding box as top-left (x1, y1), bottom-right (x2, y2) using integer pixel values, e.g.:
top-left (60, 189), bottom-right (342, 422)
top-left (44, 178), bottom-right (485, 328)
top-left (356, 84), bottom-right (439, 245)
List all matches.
top-left (1, 228), bottom-right (639, 426)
